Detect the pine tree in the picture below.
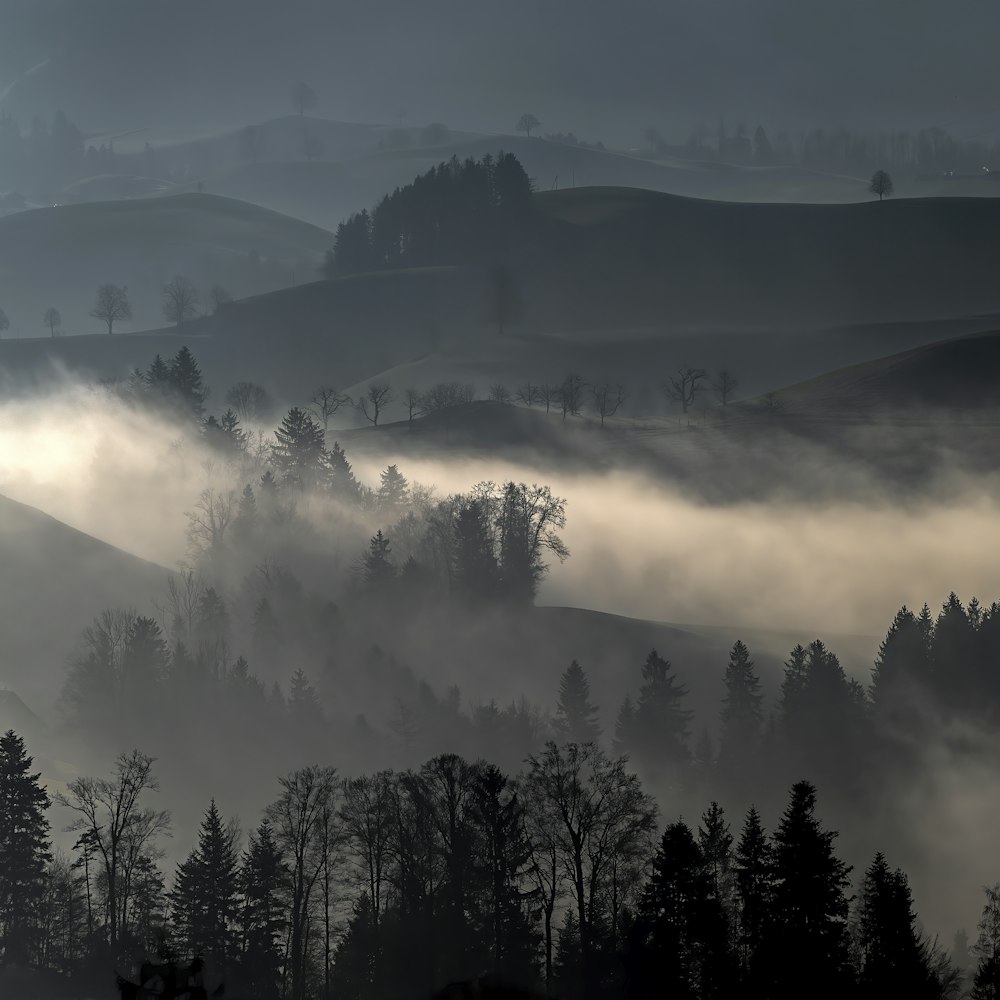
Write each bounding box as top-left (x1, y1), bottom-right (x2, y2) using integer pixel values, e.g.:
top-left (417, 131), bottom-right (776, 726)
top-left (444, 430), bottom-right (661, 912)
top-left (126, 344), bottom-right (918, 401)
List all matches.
top-left (629, 650), bottom-right (692, 775)
top-left (698, 802), bottom-right (734, 915)
top-left (363, 531), bottom-right (395, 591)
top-left (857, 852), bottom-right (937, 1000)
top-left (733, 806), bottom-right (772, 980)
top-left (553, 661), bottom-right (601, 745)
top-left (170, 800), bottom-right (240, 973)
top-left (288, 669), bottom-right (324, 729)
top-left (870, 607), bottom-right (933, 723)
top-left (271, 407), bottom-right (326, 489)
top-left (239, 819), bottom-right (288, 1000)
top-left (168, 346), bottom-right (207, 418)
top-left (613, 697), bottom-right (636, 755)
top-left (326, 442), bottom-right (360, 502)
top-left (766, 781), bottom-right (853, 1000)
top-left (718, 640), bottom-right (763, 781)
top-left (453, 500), bottom-right (500, 604)
top-left (376, 465), bottom-right (409, 512)
top-left (0, 731), bottom-right (51, 965)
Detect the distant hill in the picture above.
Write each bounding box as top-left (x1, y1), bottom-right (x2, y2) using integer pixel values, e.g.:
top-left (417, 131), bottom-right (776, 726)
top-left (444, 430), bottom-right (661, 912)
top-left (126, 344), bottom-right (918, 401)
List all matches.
top-left (0, 193), bottom-right (330, 339)
top-left (0, 494), bottom-right (167, 709)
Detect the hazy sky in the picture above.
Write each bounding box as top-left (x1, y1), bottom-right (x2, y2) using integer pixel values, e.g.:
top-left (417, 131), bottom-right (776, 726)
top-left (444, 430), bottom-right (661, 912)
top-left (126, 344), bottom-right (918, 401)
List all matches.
top-left (1, 0), bottom-right (999, 143)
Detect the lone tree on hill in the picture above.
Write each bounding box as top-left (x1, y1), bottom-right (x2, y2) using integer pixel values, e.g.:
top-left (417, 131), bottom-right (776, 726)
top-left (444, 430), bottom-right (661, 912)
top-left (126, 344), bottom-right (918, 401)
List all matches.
top-left (870, 169), bottom-right (893, 201)
top-left (664, 366), bottom-right (708, 413)
top-left (516, 113), bottom-right (541, 137)
top-left (90, 283), bottom-right (132, 335)
top-left (291, 81), bottom-right (318, 116)
top-left (713, 369), bottom-right (740, 406)
top-left (358, 382), bottom-right (393, 426)
top-left (163, 275), bottom-right (200, 325)
top-left (43, 307), bottom-right (61, 337)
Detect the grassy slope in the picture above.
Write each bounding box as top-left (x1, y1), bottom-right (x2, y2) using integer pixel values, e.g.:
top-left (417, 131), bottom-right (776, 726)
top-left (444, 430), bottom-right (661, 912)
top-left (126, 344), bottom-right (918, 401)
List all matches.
top-left (0, 494), bottom-right (168, 708)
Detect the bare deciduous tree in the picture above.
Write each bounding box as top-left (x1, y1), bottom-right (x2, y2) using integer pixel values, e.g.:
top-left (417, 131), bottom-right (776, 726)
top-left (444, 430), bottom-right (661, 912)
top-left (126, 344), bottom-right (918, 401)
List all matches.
top-left (404, 387), bottom-right (422, 422)
top-left (162, 275), bottom-right (200, 325)
top-left (516, 382), bottom-right (540, 407)
top-left (713, 369), bottom-right (740, 406)
top-left (559, 373), bottom-right (585, 421)
top-left (43, 307), bottom-right (61, 337)
top-left (537, 384), bottom-right (560, 414)
top-left (762, 390), bottom-right (785, 415)
top-left (225, 381), bottom-right (271, 423)
top-left (591, 382), bottom-right (627, 426)
top-left (664, 366), bottom-right (708, 413)
top-left (489, 383), bottom-right (512, 404)
top-left (516, 113), bottom-right (541, 137)
top-left (208, 284), bottom-right (233, 314)
top-left (90, 284), bottom-right (132, 335)
top-left (358, 382), bottom-right (394, 426)
top-left (291, 82), bottom-right (318, 116)
top-left (870, 169), bottom-right (893, 201)
top-left (419, 382), bottom-right (474, 414)
top-left (186, 487), bottom-right (236, 555)
top-left (310, 386), bottom-right (351, 431)
top-left (55, 750), bottom-right (170, 957)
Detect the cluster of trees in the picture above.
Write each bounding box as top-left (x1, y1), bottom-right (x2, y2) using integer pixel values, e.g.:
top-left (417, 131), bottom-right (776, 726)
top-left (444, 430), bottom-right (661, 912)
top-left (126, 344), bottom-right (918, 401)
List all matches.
top-left (0, 727), bottom-right (989, 1000)
top-left (324, 152), bottom-right (533, 275)
top-left (0, 109), bottom-right (87, 201)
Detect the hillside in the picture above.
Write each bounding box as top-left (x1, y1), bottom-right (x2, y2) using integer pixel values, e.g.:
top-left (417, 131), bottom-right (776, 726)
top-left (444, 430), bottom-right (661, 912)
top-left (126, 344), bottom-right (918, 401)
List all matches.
top-left (0, 193), bottom-right (330, 338)
top-left (0, 494), bottom-right (168, 708)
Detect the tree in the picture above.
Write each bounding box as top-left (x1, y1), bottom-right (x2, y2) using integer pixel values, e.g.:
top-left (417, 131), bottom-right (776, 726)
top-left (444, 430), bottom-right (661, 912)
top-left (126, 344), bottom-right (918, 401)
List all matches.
top-left (765, 781), bottom-right (852, 1000)
top-left (291, 81), bottom-right (318, 116)
top-left (733, 806), bottom-right (772, 978)
top-left (524, 742), bottom-right (656, 999)
top-left (271, 407), bottom-right (326, 488)
top-left (239, 819), bottom-right (288, 1000)
top-left (363, 531), bottom-right (394, 591)
top-left (266, 766), bottom-right (339, 1000)
top-left (310, 386), bottom-right (351, 431)
top-left (56, 750), bottom-right (169, 958)
top-left (90, 283), bottom-right (132, 335)
top-left (169, 345), bottom-right (207, 418)
top-left (664, 367), bottom-right (708, 413)
top-left (559, 374), bottom-right (585, 420)
top-left (870, 169), bottom-right (893, 201)
top-left (713, 369), bottom-right (740, 406)
top-left (43, 307), bottom-right (60, 337)
top-left (358, 382), bottom-right (393, 426)
top-left (208, 284), bottom-right (233, 314)
top-left (553, 661), bottom-right (601, 744)
top-left (486, 264), bottom-right (522, 336)
top-left (162, 275), bottom-right (200, 325)
top-left (718, 640), bottom-right (763, 781)
top-left (225, 381), bottom-right (271, 423)
top-left (0, 731), bottom-right (51, 966)
top-left (170, 800), bottom-right (241, 973)
top-left (186, 487), bottom-right (236, 556)
top-left (516, 114), bottom-right (541, 137)
top-left (0, 308), bottom-right (8, 336)
top-left (377, 465), bottom-right (409, 512)
top-left (489, 383), bottom-right (512, 404)
top-left (591, 383), bottom-right (627, 426)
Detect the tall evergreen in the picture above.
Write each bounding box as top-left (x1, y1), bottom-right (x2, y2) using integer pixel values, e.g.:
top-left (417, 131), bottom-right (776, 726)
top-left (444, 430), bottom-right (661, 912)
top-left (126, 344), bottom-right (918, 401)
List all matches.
top-left (870, 606), bottom-right (931, 721)
top-left (170, 800), bottom-right (240, 973)
top-left (168, 346), bottom-right (207, 418)
top-left (271, 407), bottom-right (327, 489)
top-left (718, 640), bottom-right (763, 780)
top-left (765, 781), bottom-right (853, 1000)
top-left (0, 731), bottom-right (51, 965)
top-left (698, 802), bottom-right (734, 915)
top-left (363, 531), bottom-right (395, 591)
top-left (553, 661), bottom-right (601, 745)
top-left (239, 819), bottom-right (288, 1000)
top-left (733, 806), bottom-right (772, 981)
top-left (326, 442), bottom-right (361, 502)
top-left (622, 650), bottom-right (691, 775)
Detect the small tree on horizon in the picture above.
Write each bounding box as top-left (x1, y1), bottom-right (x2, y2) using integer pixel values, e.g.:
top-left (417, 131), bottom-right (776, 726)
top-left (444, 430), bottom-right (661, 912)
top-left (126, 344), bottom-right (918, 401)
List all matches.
top-left (43, 307), bottom-right (61, 337)
top-left (870, 169), bottom-right (894, 201)
top-left (358, 382), bottom-right (393, 426)
top-left (163, 275), bottom-right (200, 325)
top-left (516, 113), bottom-right (541, 138)
top-left (291, 81), bottom-right (318, 116)
top-left (90, 283), bottom-right (132, 335)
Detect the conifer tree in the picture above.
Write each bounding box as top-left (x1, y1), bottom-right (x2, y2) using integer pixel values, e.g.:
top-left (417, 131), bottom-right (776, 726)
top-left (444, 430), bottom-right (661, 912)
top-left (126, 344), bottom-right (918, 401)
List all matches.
top-left (0, 731), bottom-right (51, 965)
top-left (239, 819), bottom-right (288, 1000)
top-left (288, 669), bottom-right (324, 729)
top-left (453, 500), bottom-right (500, 603)
top-left (170, 799), bottom-right (241, 973)
top-left (613, 697), bottom-right (636, 755)
top-left (271, 407), bottom-right (326, 489)
top-left (626, 650), bottom-right (691, 775)
top-left (766, 781), bottom-right (853, 1000)
top-left (870, 606), bottom-right (932, 724)
top-left (376, 465), bottom-right (409, 512)
top-left (168, 346), bottom-right (207, 418)
top-left (363, 531), bottom-right (395, 591)
top-left (698, 802), bottom-right (734, 914)
top-left (718, 640), bottom-right (763, 780)
top-left (733, 806), bottom-right (772, 978)
top-left (326, 442), bottom-right (361, 502)
top-left (553, 661), bottom-right (601, 745)
top-left (972, 885), bottom-right (1000, 1000)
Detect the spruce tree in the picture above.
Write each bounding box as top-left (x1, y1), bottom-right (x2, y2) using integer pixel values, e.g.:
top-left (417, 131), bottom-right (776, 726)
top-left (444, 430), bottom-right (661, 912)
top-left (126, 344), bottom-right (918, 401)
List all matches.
top-left (718, 640), bottom-right (763, 780)
top-left (0, 731), bottom-right (51, 965)
top-left (376, 465), bottom-right (409, 512)
top-left (613, 696), bottom-right (636, 755)
top-left (553, 661), bottom-right (601, 745)
top-left (239, 819), bottom-right (288, 1000)
top-left (453, 500), bottom-right (499, 604)
top-left (363, 531), bottom-right (395, 591)
top-left (271, 407), bottom-right (326, 489)
top-left (698, 802), bottom-right (734, 914)
top-left (733, 805), bottom-right (772, 980)
top-left (766, 781), bottom-right (853, 1000)
top-left (170, 800), bottom-right (240, 973)
top-left (326, 442), bottom-right (361, 501)
top-left (630, 650), bottom-right (692, 774)
top-left (168, 346), bottom-right (207, 418)
top-left (288, 669), bottom-right (324, 729)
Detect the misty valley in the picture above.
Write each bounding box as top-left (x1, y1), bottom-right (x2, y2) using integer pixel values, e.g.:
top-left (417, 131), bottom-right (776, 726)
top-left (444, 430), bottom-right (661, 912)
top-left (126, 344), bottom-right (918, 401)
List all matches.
top-left (4, 4), bottom-right (1000, 1000)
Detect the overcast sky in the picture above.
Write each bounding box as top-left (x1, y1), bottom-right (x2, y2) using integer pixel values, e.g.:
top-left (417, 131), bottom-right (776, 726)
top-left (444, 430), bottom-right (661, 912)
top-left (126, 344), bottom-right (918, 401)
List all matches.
top-left (1, 0), bottom-right (998, 143)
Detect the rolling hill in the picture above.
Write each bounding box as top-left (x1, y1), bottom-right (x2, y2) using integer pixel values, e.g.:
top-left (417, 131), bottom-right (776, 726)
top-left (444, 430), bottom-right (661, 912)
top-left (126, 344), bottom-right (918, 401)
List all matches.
top-left (0, 193), bottom-right (331, 338)
top-left (0, 493), bottom-right (168, 709)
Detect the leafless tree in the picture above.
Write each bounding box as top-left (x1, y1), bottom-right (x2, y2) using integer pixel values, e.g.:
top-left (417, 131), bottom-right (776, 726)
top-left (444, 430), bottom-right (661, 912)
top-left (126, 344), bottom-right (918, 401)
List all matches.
top-left (291, 81), bottom-right (318, 116)
top-left (267, 766), bottom-right (339, 1000)
top-left (310, 386), bottom-right (351, 431)
top-left (208, 284), bottom-right (233, 314)
top-left (870, 169), bottom-right (893, 201)
top-left (516, 113), bottom-right (541, 137)
top-left (340, 772), bottom-right (394, 935)
top-left (43, 307), bottom-right (61, 337)
top-left (419, 382), bottom-right (475, 414)
top-left (762, 390), bottom-right (785, 415)
top-left (515, 382), bottom-right (540, 407)
top-left (664, 366), bottom-right (708, 413)
top-left (358, 382), bottom-right (394, 426)
top-left (162, 275), bottom-right (200, 325)
top-left (559, 373), bottom-right (585, 420)
top-left (55, 750), bottom-right (170, 956)
top-left (489, 383), bottom-right (512, 404)
top-left (186, 487), bottom-right (236, 556)
top-left (404, 387), bottom-right (422, 422)
top-left (537, 384), bottom-right (560, 414)
top-left (225, 381), bottom-right (271, 423)
top-left (90, 284), bottom-right (132, 335)
top-left (591, 382), bottom-right (627, 426)
top-left (713, 369), bottom-right (740, 406)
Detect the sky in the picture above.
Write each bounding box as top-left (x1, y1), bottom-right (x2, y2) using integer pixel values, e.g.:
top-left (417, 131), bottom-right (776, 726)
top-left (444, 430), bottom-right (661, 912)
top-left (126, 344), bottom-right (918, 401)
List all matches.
top-left (1, 0), bottom-right (999, 143)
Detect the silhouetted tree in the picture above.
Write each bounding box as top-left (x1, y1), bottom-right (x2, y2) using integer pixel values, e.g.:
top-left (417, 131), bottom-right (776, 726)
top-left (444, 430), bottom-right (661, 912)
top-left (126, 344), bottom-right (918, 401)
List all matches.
top-left (559, 374), bottom-right (585, 420)
top-left (208, 284), bottom-right (233, 314)
top-left (225, 382), bottom-right (270, 423)
top-left (43, 307), bottom-right (60, 337)
top-left (553, 661), bottom-right (601, 744)
top-left (591, 383), bottom-right (627, 426)
top-left (169, 346), bottom-right (207, 418)
top-left (870, 169), bottom-right (893, 200)
top-left (664, 367), bottom-right (708, 413)
top-left (718, 640), bottom-right (763, 782)
top-left (486, 265), bottom-right (522, 336)
top-left (291, 82), bottom-right (318, 116)
top-left (358, 383), bottom-right (393, 426)
top-left (272, 407), bottom-right (326, 489)
top-left (310, 386), bottom-right (350, 431)
top-left (162, 276), bottom-right (200, 325)
top-left (90, 284), bottom-right (132, 335)
top-left (713, 369), bottom-right (740, 406)
top-left (733, 806), bottom-right (772, 979)
top-left (363, 531), bottom-right (395, 591)
top-left (516, 114), bottom-right (541, 137)
top-left (239, 819), bottom-right (288, 1000)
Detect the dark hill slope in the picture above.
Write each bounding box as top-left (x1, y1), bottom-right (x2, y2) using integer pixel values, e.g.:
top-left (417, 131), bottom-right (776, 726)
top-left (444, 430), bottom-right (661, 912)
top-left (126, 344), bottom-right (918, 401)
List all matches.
top-left (0, 494), bottom-right (167, 707)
